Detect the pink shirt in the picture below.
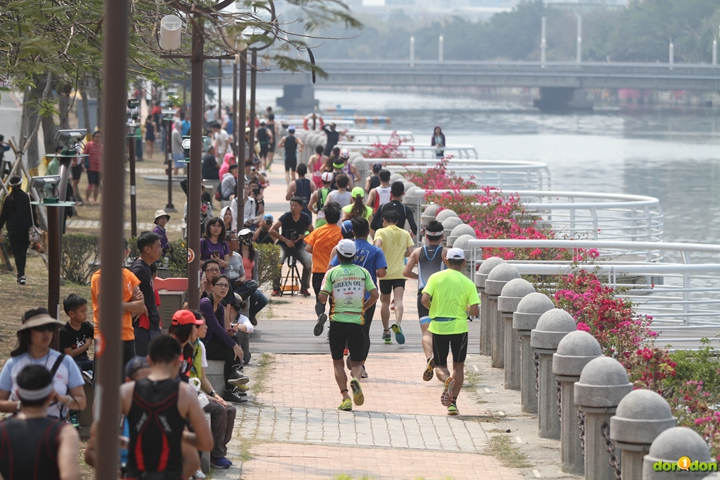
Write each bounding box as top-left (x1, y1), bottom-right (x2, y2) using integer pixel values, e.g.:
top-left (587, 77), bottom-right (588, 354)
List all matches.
top-left (218, 153), bottom-right (235, 179)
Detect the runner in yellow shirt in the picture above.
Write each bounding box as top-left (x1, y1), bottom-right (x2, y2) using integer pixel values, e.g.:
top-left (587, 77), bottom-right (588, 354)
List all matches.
top-left (421, 248), bottom-right (480, 416)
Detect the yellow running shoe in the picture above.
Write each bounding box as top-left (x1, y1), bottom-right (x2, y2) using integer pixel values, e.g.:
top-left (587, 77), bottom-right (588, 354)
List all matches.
top-left (350, 378), bottom-right (364, 406)
top-left (338, 398), bottom-right (352, 411)
top-left (423, 357), bottom-right (435, 382)
top-left (447, 402), bottom-right (459, 416)
top-left (441, 376), bottom-right (455, 407)
top-left (235, 384), bottom-right (250, 392)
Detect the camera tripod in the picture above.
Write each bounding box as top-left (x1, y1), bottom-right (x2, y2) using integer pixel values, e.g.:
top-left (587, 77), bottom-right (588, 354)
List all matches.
top-left (281, 254), bottom-right (302, 296)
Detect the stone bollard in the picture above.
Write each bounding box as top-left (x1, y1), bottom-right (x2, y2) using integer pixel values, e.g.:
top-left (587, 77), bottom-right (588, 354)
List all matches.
top-left (553, 331), bottom-right (603, 475)
top-left (389, 173), bottom-right (405, 183)
top-left (611, 390), bottom-right (675, 480)
top-left (452, 234), bottom-right (478, 280)
top-left (486, 263), bottom-right (520, 368)
top-left (420, 204), bottom-right (441, 228)
top-left (498, 278), bottom-right (535, 390)
top-left (448, 223), bottom-right (476, 247)
top-left (435, 209), bottom-right (458, 224)
top-left (475, 257), bottom-right (505, 356)
top-left (531, 308), bottom-right (576, 439)
top-left (575, 356), bottom-right (633, 480)
top-left (514, 292), bottom-right (555, 414)
top-left (441, 217), bottom-right (464, 246)
top-left (643, 427), bottom-right (717, 479)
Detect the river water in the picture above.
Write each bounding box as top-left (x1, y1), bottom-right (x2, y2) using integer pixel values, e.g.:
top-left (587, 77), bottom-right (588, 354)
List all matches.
top-left (225, 87), bottom-right (720, 245)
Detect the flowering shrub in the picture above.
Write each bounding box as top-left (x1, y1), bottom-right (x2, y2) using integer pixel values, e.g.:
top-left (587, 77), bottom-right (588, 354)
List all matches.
top-left (405, 157), bottom-right (476, 191)
top-left (361, 131), bottom-right (411, 158)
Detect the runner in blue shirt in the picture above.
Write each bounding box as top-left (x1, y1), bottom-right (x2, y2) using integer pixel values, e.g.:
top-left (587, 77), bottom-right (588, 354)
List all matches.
top-left (329, 217), bottom-right (387, 377)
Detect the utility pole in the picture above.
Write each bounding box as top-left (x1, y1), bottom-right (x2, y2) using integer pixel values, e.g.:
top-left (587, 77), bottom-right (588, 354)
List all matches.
top-left (576, 15), bottom-right (582, 65)
top-left (541, 17), bottom-right (547, 68)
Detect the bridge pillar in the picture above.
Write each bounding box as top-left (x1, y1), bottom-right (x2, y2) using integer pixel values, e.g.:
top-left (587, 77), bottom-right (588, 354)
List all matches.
top-left (276, 84), bottom-right (319, 112)
top-left (533, 87), bottom-right (593, 112)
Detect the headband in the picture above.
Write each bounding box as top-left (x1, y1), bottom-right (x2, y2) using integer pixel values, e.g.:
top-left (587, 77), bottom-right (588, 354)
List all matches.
top-left (16, 383), bottom-right (53, 401)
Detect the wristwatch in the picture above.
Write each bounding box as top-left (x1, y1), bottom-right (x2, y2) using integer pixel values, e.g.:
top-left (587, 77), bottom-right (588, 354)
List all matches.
top-left (209, 390), bottom-right (217, 397)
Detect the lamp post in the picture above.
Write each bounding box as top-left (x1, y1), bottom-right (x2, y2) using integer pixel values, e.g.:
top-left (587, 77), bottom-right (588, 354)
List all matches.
top-left (162, 108), bottom-right (177, 212)
top-left (236, 50), bottom-right (247, 233)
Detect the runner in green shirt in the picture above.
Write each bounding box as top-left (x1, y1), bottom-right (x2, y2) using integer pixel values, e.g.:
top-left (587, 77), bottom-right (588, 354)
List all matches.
top-left (421, 248), bottom-right (480, 416)
top-left (318, 239), bottom-right (379, 411)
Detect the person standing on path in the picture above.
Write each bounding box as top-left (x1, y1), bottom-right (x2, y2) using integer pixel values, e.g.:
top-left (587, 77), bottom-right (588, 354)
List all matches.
top-left (322, 122), bottom-right (339, 156)
top-left (432, 126), bottom-right (446, 158)
top-left (403, 220), bottom-right (447, 381)
top-left (328, 217), bottom-right (387, 378)
top-left (374, 209), bottom-right (414, 345)
top-left (286, 162), bottom-right (316, 220)
top-left (421, 248), bottom-right (480, 416)
top-left (152, 209), bottom-right (171, 257)
top-left (318, 239), bottom-right (379, 412)
top-left (0, 364), bottom-right (81, 480)
top-left (277, 126), bottom-right (304, 185)
top-left (171, 120), bottom-right (185, 176)
top-left (145, 116), bottom-right (156, 159)
top-left (304, 202), bottom-right (343, 334)
top-left (264, 113), bottom-right (278, 172)
top-left (131, 231), bottom-right (164, 357)
top-left (83, 131), bottom-right (103, 205)
top-left (0, 175), bottom-right (35, 285)
top-left (120, 335), bottom-right (214, 479)
top-left (370, 181), bottom-right (417, 237)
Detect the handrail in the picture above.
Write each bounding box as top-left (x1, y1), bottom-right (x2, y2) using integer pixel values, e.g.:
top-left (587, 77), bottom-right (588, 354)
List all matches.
top-left (338, 142), bottom-right (479, 159)
top-left (344, 129), bottom-right (415, 143)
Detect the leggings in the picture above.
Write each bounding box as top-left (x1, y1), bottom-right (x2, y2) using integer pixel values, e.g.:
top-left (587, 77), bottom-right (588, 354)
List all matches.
top-left (8, 232), bottom-right (29, 278)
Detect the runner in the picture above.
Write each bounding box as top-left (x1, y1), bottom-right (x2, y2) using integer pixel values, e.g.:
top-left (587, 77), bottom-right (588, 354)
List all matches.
top-left (373, 209), bottom-right (414, 345)
top-left (403, 220), bottom-right (447, 381)
top-left (256, 120), bottom-right (273, 166)
top-left (365, 168), bottom-right (392, 213)
top-left (327, 173), bottom-right (352, 209)
top-left (328, 217), bottom-right (387, 378)
top-left (304, 202), bottom-right (343, 335)
top-left (120, 335), bottom-right (214, 478)
top-left (318, 239), bottom-right (379, 411)
top-left (420, 248), bottom-right (480, 416)
top-left (277, 126), bottom-right (304, 185)
top-left (285, 163), bottom-right (316, 219)
top-left (309, 172), bottom-right (334, 228)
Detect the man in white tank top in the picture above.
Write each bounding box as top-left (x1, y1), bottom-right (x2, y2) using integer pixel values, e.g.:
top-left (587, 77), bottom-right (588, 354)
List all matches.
top-left (366, 169), bottom-right (392, 213)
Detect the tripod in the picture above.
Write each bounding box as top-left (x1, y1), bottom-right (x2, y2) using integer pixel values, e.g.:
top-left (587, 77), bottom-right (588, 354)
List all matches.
top-left (281, 254), bottom-right (302, 296)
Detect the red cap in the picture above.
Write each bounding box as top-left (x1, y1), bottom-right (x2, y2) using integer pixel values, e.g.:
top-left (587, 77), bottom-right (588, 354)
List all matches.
top-left (171, 309), bottom-right (204, 326)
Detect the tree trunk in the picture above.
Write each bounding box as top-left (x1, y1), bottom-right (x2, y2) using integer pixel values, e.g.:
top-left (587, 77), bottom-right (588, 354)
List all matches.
top-left (95, 79), bottom-right (102, 132)
top-left (58, 92), bottom-right (71, 129)
top-left (80, 83), bottom-right (91, 134)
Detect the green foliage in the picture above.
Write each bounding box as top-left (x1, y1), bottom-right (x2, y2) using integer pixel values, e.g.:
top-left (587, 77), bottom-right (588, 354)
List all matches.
top-left (60, 233), bottom-right (100, 285)
top-left (668, 339), bottom-right (720, 392)
top-left (254, 242), bottom-right (282, 290)
top-left (165, 239), bottom-right (188, 276)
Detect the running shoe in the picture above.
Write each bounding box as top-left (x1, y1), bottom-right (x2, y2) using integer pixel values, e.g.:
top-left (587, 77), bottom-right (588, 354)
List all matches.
top-left (82, 370), bottom-right (94, 382)
top-left (210, 457), bottom-right (232, 469)
top-left (300, 288), bottom-right (311, 298)
top-left (193, 469), bottom-right (207, 479)
top-left (391, 323), bottom-right (405, 345)
top-left (423, 357), bottom-right (435, 382)
top-left (17, 276), bottom-right (26, 285)
top-left (68, 412), bottom-right (80, 429)
top-left (447, 402), bottom-right (459, 416)
top-left (361, 366), bottom-right (368, 379)
top-left (222, 387), bottom-right (249, 404)
top-left (235, 383), bottom-right (250, 392)
top-left (227, 367), bottom-right (250, 386)
top-left (382, 329), bottom-right (391, 345)
top-left (313, 313), bottom-right (327, 336)
top-left (338, 397), bottom-right (352, 411)
top-left (350, 378), bottom-right (364, 406)
top-left (271, 289), bottom-right (281, 297)
top-left (441, 376), bottom-right (455, 407)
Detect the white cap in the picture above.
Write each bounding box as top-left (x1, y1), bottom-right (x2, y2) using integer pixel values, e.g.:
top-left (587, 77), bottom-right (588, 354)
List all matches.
top-left (446, 248), bottom-right (465, 260)
top-left (337, 239), bottom-right (356, 257)
top-left (321, 172), bottom-right (334, 183)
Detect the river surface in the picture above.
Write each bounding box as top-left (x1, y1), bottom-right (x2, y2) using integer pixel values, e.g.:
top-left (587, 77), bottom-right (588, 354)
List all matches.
top-left (238, 86), bottom-right (720, 245)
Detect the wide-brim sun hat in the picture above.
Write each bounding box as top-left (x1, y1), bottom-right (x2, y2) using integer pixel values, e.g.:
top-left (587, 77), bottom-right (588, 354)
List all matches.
top-left (154, 209), bottom-right (171, 223)
top-left (18, 312), bottom-right (64, 332)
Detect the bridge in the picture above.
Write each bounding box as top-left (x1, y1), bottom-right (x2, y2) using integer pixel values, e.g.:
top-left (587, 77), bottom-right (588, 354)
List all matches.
top-left (255, 60), bottom-right (720, 111)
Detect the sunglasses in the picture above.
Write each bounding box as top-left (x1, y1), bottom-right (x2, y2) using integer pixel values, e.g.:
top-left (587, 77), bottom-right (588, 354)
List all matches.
top-left (215, 283), bottom-right (230, 289)
top-left (32, 324), bottom-right (57, 332)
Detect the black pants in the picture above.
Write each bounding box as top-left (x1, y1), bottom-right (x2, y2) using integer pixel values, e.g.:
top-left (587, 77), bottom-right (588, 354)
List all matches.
top-left (8, 231), bottom-right (29, 278)
top-left (204, 336), bottom-right (242, 388)
top-left (362, 303), bottom-right (376, 360)
top-left (122, 340), bottom-right (137, 373)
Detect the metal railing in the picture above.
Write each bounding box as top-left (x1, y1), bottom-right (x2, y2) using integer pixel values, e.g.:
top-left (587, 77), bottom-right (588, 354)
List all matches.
top-left (368, 158), bottom-right (552, 191)
top-left (406, 189), bottom-right (664, 248)
top-left (467, 239), bottom-right (720, 328)
top-left (343, 129), bottom-right (415, 143)
top-left (338, 141), bottom-right (479, 159)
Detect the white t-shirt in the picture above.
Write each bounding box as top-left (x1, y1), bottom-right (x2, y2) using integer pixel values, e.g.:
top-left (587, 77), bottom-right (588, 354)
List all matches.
top-left (215, 129), bottom-right (229, 159)
top-left (230, 197), bottom-right (257, 226)
top-left (235, 314), bottom-right (254, 334)
top-left (0, 350), bottom-right (84, 419)
top-left (198, 340), bottom-right (208, 369)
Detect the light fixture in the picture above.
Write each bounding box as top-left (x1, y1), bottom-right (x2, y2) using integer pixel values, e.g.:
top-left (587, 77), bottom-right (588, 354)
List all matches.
top-left (159, 15), bottom-right (183, 51)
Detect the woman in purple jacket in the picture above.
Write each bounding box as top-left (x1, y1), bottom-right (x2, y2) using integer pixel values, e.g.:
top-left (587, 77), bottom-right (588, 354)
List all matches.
top-left (199, 275), bottom-right (249, 403)
top-left (431, 126), bottom-right (446, 159)
top-left (152, 210), bottom-right (171, 256)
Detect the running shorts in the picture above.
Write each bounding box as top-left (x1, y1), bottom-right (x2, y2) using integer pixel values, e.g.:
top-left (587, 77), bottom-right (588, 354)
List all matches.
top-left (432, 332), bottom-right (469, 366)
top-left (379, 278), bottom-right (406, 295)
top-left (329, 321), bottom-right (366, 362)
top-left (284, 156), bottom-right (297, 172)
top-left (71, 164), bottom-right (83, 181)
top-left (417, 291), bottom-right (429, 318)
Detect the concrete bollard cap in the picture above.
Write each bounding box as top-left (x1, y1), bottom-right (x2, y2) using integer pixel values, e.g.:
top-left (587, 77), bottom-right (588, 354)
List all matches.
top-left (451, 234), bottom-right (476, 251)
top-left (389, 173), bottom-right (405, 183)
top-left (610, 390), bottom-right (675, 446)
top-left (498, 278), bottom-right (535, 313)
top-left (553, 331), bottom-right (602, 377)
top-left (574, 356), bottom-right (633, 408)
top-left (448, 224), bottom-right (477, 247)
top-left (441, 216), bottom-right (464, 233)
top-left (476, 257), bottom-right (505, 290)
top-left (421, 203), bottom-right (441, 218)
top-left (485, 263), bottom-right (520, 296)
top-left (642, 427), bottom-right (715, 479)
top-left (530, 308), bottom-right (576, 350)
top-left (513, 292), bottom-right (555, 330)
top-left (435, 209), bottom-right (458, 223)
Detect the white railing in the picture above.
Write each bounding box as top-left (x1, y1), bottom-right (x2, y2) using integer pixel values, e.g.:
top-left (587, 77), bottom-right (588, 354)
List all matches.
top-left (467, 239), bottom-right (720, 328)
top-left (368, 158), bottom-right (552, 191)
top-left (406, 189), bottom-right (664, 249)
top-left (343, 129), bottom-right (415, 143)
top-left (337, 142), bottom-right (479, 159)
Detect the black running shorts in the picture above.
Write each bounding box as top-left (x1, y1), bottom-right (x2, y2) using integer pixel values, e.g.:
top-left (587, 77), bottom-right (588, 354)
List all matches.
top-left (379, 278), bottom-right (405, 295)
top-left (329, 321), bottom-right (366, 362)
top-left (284, 156), bottom-right (297, 172)
top-left (432, 332), bottom-right (469, 366)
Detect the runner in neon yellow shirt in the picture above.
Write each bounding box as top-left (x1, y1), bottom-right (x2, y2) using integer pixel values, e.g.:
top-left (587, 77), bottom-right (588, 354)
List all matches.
top-left (421, 248), bottom-right (480, 416)
top-left (319, 239), bottom-right (379, 412)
